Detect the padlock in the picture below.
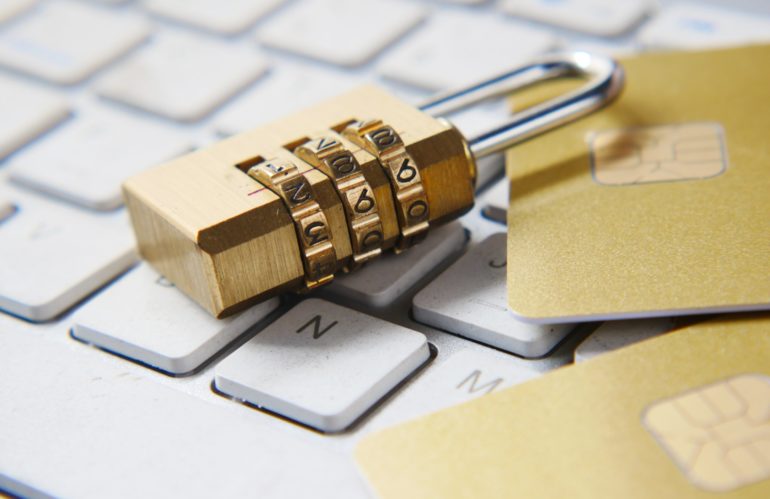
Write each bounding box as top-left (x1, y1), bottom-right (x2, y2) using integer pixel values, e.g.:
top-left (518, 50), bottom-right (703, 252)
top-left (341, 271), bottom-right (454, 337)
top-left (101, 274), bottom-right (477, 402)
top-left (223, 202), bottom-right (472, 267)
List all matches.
top-left (122, 52), bottom-right (624, 318)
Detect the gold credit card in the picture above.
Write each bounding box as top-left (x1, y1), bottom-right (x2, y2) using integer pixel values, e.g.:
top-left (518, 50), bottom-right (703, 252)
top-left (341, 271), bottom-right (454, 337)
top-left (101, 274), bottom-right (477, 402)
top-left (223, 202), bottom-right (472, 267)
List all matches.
top-left (355, 314), bottom-right (770, 499)
top-left (504, 45), bottom-right (770, 323)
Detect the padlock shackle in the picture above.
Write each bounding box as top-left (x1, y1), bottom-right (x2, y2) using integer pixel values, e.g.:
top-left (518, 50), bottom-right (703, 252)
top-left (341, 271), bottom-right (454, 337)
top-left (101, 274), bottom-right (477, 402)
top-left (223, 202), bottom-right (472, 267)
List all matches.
top-left (418, 51), bottom-right (624, 159)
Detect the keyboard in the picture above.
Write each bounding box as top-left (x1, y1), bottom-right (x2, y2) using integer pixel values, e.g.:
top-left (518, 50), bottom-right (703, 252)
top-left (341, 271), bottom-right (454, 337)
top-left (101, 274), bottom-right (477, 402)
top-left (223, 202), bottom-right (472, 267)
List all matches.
top-left (2, 0), bottom-right (769, 496)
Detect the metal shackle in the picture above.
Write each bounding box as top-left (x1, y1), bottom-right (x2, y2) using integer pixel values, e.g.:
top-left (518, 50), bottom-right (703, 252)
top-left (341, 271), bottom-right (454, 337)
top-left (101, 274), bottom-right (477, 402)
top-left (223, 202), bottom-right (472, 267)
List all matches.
top-left (419, 51), bottom-right (625, 159)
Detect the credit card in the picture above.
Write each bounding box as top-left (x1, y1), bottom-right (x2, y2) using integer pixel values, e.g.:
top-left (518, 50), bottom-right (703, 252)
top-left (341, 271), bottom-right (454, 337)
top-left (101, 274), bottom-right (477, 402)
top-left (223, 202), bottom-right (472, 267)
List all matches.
top-left (356, 314), bottom-right (770, 498)
top-left (503, 44), bottom-right (770, 323)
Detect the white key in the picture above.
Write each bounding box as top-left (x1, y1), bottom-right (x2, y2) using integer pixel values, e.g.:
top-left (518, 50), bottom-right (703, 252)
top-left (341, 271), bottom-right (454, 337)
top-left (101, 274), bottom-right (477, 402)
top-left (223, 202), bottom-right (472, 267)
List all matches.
top-left (0, 0), bottom-right (35, 24)
top-left (378, 12), bottom-right (556, 91)
top-left (215, 298), bottom-right (430, 432)
top-left (574, 318), bottom-right (677, 362)
top-left (71, 264), bottom-right (280, 374)
top-left (480, 176), bottom-right (508, 224)
top-left (0, 2), bottom-right (149, 85)
top-left (371, 348), bottom-right (569, 428)
top-left (0, 74), bottom-right (69, 161)
top-left (97, 32), bottom-right (268, 122)
top-left (215, 65), bottom-right (358, 136)
top-left (0, 198), bottom-right (14, 222)
top-left (324, 221), bottom-right (466, 308)
top-left (0, 324), bottom-right (362, 499)
top-left (501, 0), bottom-right (652, 37)
top-left (258, 0), bottom-right (426, 67)
top-left (8, 107), bottom-right (191, 210)
top-left (0, 188), bottom-right (136, 321)
top-left (638, 3), bottom-right (770, 50)
top-left (413, 233), bottom-right (574, 357)
top-left (144, 0), bottom-right (285, 35)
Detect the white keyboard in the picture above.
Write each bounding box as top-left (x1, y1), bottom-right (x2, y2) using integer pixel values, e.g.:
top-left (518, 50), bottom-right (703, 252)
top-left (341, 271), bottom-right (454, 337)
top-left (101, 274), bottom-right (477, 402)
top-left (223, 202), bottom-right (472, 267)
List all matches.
top-left (1, 0), bottom-right (768, 496)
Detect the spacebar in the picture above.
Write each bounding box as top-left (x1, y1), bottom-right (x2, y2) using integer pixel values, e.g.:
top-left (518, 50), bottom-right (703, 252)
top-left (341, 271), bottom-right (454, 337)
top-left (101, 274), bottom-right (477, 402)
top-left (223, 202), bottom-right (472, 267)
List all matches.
top-left (0, 327), bottom-right (354, 498)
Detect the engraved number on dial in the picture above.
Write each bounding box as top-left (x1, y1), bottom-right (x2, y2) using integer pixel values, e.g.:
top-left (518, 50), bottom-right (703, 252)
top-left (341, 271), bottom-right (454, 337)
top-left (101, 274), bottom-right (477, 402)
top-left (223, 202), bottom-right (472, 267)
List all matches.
top-left (304, 221), bottom-right (327, 246)
top-left (329, 152), bottom-right (356, 175)
top-left (286, 180), bottom-right (310, 204)
top-left (354, 188), bottom-right (375, 214)
top-left (371, 127), bottom-right (397, 149)
top-left (396, 158), bottom-right (417, 183)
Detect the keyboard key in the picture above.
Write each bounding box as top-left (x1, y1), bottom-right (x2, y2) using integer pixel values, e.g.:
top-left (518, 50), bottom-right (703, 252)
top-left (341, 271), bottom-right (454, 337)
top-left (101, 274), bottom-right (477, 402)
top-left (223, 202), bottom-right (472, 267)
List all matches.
top-left (97, 32), bottom-right (268, 122)
top-left (215, 65), bottom-right (358, 136)
top-left (480, 176), bottom-right (508, 224)
top-left (0, 323), bottom-right (356, 498)
top-left (371, 348), bottom-right (569, 428)
top-left (258, 0), bottom-right (426, 67)
top-left (638, 3), bottom-right (770, 49)
top-left (378, 12), bottom-right (555, 91)
top-left (0, 74), bottom-right (69, 161)
top-left (8, 107), bottom-right (191, 210)
top-left (501, 0), bottom-right (652, 37)
top-left (0, 0), bottom-right (34, 24)
top-left (0, 188), bottom-right (136, 321)
top-left (0, 2), bottom-right (149, 84)
top-left (413, 233), bottom-right (574, 357)
top-left (574, 318), bottom-right (676, 362)
top-left (324, 221), bottom-right (466, 308)
top-left (71, 263), bottom-right (280, 374)
top-left (215, 298), bottom-right (430, 432)
top-left (144, 0), bottom-right (285, 35)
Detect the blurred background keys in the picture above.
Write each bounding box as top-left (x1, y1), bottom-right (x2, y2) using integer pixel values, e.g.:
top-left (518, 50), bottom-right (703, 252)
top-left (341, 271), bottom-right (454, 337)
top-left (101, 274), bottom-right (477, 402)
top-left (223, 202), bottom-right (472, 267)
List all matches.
top-left (8, 106), bottom-right (191, 210)
top-left (379, 11), bottom-right (556, 91)
top-left (0, 1), bottom-right (149, 84)
top-left (143, 0), bottom-right (286, 35)
top-left (500, 0), bottom-right (653, 37)
top-left (638, 2), bottom-right (770, 49)
top-left (96, 32), bottom-right (268, 122)
top-left (0, 74), bottom-right (69, 161)
top-left (0, 0), bottom-right (34, 24)
top-left (258, 0), bottom-right (426, 66)
top-left (214, 65), bottom-right (357, 136)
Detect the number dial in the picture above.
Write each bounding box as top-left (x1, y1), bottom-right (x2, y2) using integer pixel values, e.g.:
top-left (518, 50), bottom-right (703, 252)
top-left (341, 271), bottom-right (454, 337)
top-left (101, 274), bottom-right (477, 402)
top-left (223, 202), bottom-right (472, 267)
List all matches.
top-left (343, 120), bottom-right (430, 251)
top-left (248, 159), bottom-right (336, 288)
top-left (295, 135), bottom-right (385, 267)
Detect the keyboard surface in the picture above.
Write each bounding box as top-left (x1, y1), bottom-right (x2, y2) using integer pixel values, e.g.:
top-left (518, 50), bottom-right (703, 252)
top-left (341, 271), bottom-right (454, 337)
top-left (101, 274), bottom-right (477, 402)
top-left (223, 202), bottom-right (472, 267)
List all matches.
top-left (1, 0), bottom-right (768, 497)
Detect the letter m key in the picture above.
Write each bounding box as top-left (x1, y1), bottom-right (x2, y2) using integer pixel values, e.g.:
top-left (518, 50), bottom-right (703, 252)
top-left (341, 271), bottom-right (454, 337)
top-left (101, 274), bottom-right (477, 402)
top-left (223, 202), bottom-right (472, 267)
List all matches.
top-left (456, 370), bottom-right (504, 395)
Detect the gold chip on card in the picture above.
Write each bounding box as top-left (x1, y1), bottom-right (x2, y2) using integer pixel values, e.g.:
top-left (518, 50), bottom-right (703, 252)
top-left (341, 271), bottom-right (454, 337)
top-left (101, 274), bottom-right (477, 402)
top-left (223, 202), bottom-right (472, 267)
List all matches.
top-left (643, 373), bottom-right (770, 492)
top-left (590, 122), bottom-right (727, 185)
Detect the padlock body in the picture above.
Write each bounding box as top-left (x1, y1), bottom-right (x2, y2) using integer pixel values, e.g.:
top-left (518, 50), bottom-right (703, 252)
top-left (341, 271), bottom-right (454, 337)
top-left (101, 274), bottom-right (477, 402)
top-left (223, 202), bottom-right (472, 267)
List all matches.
top-left (123, 85), bottom-right (475, 317)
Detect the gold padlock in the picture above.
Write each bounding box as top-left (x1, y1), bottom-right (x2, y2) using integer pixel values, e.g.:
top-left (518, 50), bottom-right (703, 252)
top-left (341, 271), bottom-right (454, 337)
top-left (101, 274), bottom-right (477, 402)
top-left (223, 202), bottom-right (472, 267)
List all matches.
top-left (122, 52), bottom-right (623, 318)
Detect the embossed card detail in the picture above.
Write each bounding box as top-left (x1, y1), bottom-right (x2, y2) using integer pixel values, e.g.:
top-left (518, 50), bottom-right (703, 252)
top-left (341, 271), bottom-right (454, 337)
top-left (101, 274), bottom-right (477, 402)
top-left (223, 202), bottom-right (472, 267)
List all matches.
top-left (590, 122), bottom-right (727, 185)
top-left (643, 374), bottom-right (770, 492)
